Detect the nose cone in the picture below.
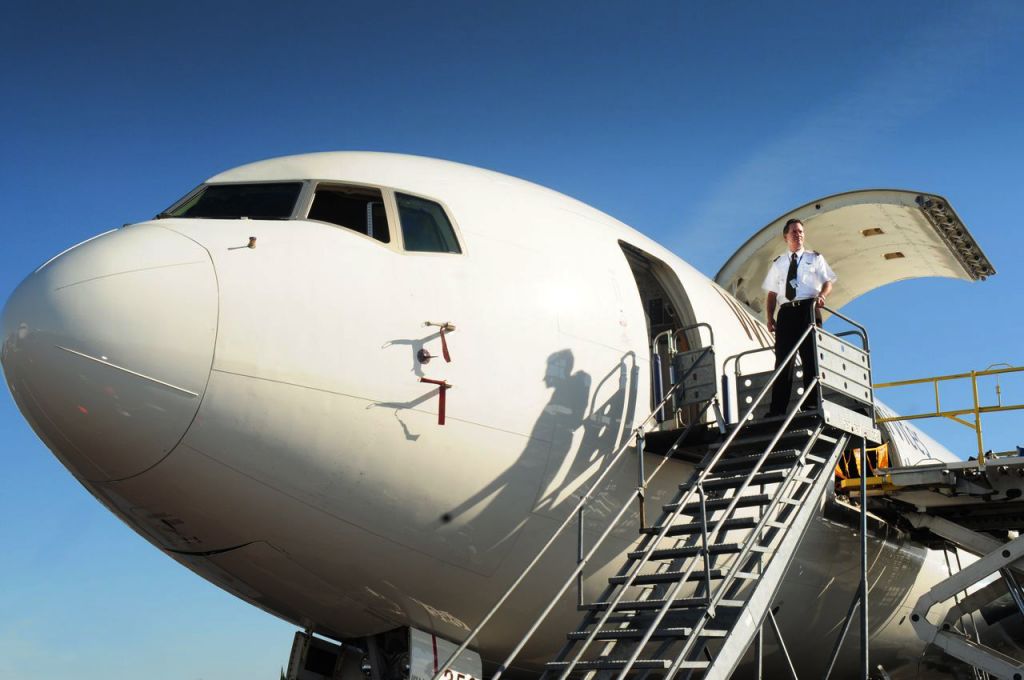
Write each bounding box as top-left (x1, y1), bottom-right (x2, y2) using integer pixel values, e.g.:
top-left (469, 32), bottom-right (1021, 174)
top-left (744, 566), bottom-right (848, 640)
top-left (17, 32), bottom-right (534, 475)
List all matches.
top-left (2, 225), bottom-right (217, 481)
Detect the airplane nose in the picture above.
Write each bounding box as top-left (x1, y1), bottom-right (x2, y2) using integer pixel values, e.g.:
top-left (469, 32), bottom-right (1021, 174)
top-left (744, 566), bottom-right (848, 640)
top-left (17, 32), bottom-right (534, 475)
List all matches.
top-left (1, 225), bottom-right (217, 481)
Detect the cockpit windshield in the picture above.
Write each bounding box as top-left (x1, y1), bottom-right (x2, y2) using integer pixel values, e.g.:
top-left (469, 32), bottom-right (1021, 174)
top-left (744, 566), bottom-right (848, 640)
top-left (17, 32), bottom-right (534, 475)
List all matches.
top-left (160, 182), bottom-right (303, 219)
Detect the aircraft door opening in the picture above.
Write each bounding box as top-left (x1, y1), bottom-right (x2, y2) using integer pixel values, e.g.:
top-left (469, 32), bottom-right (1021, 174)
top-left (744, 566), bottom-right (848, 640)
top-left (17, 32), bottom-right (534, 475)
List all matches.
top-left (619, 242), bottom-right (707, 427)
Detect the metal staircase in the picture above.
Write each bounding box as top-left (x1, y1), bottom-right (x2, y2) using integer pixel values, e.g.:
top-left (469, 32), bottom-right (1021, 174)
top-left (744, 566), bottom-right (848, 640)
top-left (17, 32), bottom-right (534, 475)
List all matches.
top-left (542, 402), bottom-right (850, 678)
top-left (432, 310), bottom-right (878, 680)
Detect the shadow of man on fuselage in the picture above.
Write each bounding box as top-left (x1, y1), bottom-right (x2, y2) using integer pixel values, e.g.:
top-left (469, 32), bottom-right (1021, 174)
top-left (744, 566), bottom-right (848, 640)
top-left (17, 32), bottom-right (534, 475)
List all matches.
top-left (441, 350), bottom-right (590, 558)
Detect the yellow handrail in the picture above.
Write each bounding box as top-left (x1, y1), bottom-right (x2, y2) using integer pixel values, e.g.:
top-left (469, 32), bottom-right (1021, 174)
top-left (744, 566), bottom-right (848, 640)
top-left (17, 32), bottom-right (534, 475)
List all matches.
top-left (873, 365), bottom-right (1024, 465)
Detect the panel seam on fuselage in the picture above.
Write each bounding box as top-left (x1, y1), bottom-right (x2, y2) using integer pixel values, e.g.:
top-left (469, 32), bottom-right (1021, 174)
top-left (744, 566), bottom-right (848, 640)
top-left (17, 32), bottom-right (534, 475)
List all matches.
top-left (177, 441), bottom-right (513, 576)
top-left (101, 225), bottom-right (221, 483)
top-left (53, 259), bottom-right (209, 290)
top-left (207, 367), bottom-right (535, 439)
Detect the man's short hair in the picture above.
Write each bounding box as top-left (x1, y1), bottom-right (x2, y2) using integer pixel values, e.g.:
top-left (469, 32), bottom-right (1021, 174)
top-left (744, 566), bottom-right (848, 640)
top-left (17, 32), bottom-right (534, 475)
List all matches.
top-left (783, 218), bottom-right (803, 236)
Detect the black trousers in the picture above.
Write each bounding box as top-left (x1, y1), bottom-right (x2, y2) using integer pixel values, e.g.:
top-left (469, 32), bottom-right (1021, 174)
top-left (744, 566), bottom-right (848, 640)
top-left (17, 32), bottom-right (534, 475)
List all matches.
top-left (769, 299), bottom-right (822, 415)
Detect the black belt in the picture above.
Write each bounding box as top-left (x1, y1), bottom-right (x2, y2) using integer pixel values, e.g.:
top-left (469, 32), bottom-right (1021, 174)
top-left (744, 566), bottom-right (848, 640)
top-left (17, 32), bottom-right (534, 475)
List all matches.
top-left (780, 298), bottom-right (815, 308)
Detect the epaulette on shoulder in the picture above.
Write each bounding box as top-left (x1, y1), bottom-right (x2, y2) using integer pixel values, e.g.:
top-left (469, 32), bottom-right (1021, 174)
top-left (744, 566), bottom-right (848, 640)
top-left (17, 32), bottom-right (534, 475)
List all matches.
top-left (809, 250), bottom-right (820, 256)
top-left (772, 255), bottom-right (782, 262)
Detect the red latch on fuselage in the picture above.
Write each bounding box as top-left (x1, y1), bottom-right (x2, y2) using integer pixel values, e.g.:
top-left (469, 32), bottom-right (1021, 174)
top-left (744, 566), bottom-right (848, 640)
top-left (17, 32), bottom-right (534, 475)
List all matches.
top-left (419, 377), bottom-right (452, 425)
top-left (420, 323), bottom-right (455, 424)
top-left (424, 321), bottom-right (456, 362)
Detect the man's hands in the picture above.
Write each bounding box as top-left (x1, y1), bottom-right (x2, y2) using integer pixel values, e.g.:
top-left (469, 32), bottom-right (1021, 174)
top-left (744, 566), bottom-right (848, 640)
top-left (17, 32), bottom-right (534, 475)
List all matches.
top-left (765, 291), bottom-right (777, 334)
top-left (818, 281), bottom-right (833, 308)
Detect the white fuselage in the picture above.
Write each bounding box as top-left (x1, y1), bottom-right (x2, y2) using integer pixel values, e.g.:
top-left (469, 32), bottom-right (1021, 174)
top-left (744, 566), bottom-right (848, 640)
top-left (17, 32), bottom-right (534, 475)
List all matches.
top-left (2, 152), bottom-right (1016, 678)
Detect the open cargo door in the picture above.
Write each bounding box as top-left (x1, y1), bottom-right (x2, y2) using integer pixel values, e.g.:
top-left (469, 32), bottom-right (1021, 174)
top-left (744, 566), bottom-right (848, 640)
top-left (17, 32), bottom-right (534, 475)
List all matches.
top-left (715, 190), bottom-right (995, 316)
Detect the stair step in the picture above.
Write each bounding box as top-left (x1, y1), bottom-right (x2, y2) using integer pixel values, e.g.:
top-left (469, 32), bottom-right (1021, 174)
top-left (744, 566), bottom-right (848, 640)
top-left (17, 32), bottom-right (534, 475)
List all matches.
top-left (705, 448), bottom-right (801, 472)
top-left (663, 493), bottom-right (772, 514)
top-left (683, 469), bottom-right (790, 491)
top-left (567, 626), bottom-right (728, 641)
top-left (642, 425), bottom-right (720, 457)
top-left (590, 613), bottom-right (662, 626)
top-left (708, 429), bottom-right (817, 454)
top-left (589, 612), bottom-right (720, 628)
top-left (545, 659), bottom-right (707, 672)
top-left (629, 542), bottom-right (744, 560)
top-left (748, 414), bottom-right (820, 428)
top-left (642, 516), bottom-right (758, 536)
top-left (581, 597), bottom-right (745, 612)
top-left (758, 407), bottom-right (820, 418)
top-left (610, 568), bottom-right (727, 585)
top-left (736, 417), bottom-right (837, 440)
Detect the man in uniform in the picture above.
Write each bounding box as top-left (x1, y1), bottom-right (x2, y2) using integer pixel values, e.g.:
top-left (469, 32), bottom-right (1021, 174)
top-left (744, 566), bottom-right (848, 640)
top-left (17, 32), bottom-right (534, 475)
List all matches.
top-left (762, 218), bottom-right (837, 417)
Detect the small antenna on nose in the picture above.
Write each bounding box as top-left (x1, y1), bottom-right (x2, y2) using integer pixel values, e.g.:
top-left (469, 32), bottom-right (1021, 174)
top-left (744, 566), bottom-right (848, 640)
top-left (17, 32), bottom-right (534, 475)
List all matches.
top-left (228, 236), bottom-right (258, 251)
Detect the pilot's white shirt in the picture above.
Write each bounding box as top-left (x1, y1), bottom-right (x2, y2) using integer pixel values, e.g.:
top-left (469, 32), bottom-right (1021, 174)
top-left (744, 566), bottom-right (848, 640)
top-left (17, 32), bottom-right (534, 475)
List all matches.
top-left (761, 248), bottom-right (837, 301)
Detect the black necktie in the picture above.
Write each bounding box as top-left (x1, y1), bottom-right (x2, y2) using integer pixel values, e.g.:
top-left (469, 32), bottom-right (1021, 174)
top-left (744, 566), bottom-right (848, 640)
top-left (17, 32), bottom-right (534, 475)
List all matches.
top-left (785, 253), bottom-right (798, 301)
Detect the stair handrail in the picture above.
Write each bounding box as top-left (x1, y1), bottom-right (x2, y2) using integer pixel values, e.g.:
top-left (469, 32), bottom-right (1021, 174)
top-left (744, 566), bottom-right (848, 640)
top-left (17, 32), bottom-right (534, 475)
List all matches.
top-left (725, 345), bottom-right (773, 378)
top-left (561, 326), bottom-right (820, 678)
top-left (430, 346), bottom-right (716, 680)
top-left (834, 329), bottom-right (868, 349)
top-left (720, 346), bottom-right (770, 424)
top-left (675, 321), bottom-right (715, 350)
top-left (651, 329), bottom-right (676, 421)
top-left (823, 304), bottom-right (870, 352)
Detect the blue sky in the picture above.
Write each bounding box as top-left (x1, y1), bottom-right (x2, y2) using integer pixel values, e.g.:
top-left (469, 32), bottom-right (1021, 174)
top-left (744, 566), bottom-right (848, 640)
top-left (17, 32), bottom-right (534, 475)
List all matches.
top-left (2, 1), bottom-right (1023, 678)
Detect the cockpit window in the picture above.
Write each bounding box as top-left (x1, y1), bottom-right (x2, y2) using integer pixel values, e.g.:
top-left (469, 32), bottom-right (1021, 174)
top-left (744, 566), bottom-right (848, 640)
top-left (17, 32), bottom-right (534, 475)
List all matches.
top-left (308, 185), bottom-right (390, 243)
top-left (162, 182), bottom-right (302, 219)
top-left (396, 193), bottom-right (462, 254)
